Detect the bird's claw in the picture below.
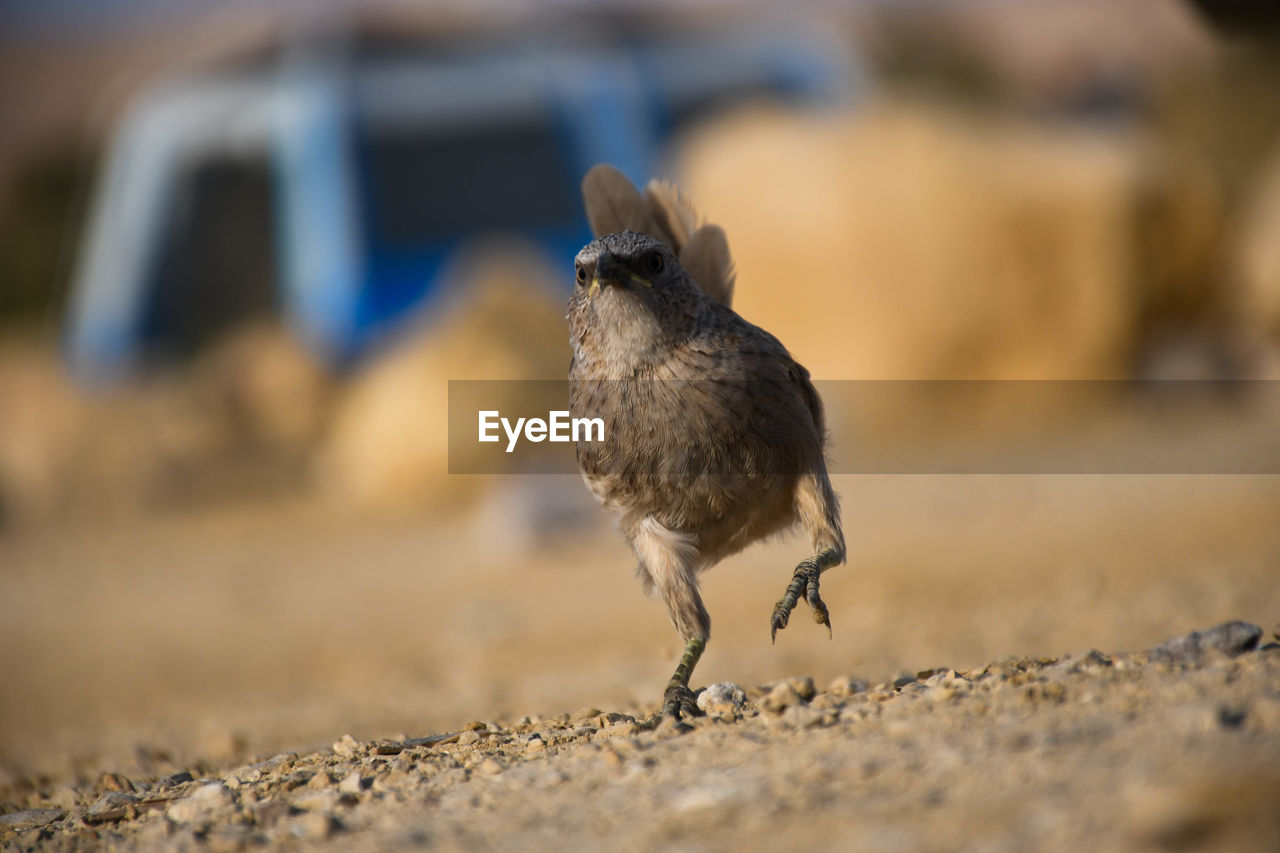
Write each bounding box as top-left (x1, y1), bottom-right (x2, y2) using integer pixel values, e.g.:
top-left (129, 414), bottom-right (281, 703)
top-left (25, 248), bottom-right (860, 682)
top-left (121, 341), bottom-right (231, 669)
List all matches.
top-left (770, 601), bottom-right (792, 643)
top-left (807, 578), bottom-right (832, 638)
top-left (771, 559), bottom-right (832, 642)
top-left (662, 683), bottom-right (701, 724)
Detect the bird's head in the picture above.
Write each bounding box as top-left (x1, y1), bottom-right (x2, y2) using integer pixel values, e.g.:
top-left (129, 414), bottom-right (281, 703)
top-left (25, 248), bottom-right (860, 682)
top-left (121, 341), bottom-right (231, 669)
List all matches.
top-left (567, 231), bottom-right (704, 368)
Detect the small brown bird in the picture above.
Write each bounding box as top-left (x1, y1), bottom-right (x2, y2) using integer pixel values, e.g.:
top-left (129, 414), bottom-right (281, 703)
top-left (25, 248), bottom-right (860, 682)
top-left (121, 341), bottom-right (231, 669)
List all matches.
top-left (567, 165), bottom-right (845, 722)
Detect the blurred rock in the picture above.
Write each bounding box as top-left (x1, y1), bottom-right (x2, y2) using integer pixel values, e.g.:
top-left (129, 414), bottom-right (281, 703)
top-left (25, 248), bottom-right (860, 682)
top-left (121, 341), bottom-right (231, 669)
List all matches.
top-left (306, 771), bottom-right (335, 790)
top-left (165, 783), bottom-right (234, 825)
top-left (679, 102), bottom-right (1222, 434)
top-left (0, 339), bottom-right (85, 524)
top-left (331, 735), bottom-right (361, 758)
top-left (787, 676), bottom-right (818, 701)
top-left (317, 247), bottom-right (569, 513)
top-left (1150, 620), bottom-right (1262, 664)
top-left (0, 808), bottom-right (64, 829)
top-left (287, 812), bottom-right (338, 841)
top-left (84, 791), bottom-right (138, 823)
top-left (0, 324), bottom-right (329, 527)
top-left (337, 771), bottom-right (366, 795)
top-left (761, 682), bottom-right (804, 714)
top-left (191, 322), bottom-right (332, 448)
top-left (828, 676), bottom-right (869, 697)
top-left (99, 772), bottom-right (135, 792)
top-left (1234, 140), bottom-right (1280, 368)
top-left (696, 682), bottom-right (747, 718)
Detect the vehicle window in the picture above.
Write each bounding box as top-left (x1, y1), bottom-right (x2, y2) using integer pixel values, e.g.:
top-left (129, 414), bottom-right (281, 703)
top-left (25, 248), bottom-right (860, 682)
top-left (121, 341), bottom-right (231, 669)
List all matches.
top-left (357, 114), bottom-right (580, 248)
top-left (143, 156), bottom-right (278, 358)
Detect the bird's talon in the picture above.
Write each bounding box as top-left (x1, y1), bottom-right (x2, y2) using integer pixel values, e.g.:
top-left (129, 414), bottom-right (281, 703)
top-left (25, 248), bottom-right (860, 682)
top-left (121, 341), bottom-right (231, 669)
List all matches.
top-left (770, 602), bottom-right (793, 643)
top-left (807, 581), bottom-right (831, 635)
top-left (662, 684), bottom-right (701, 723)
top-left (773, 557), bottom-right (835, 640)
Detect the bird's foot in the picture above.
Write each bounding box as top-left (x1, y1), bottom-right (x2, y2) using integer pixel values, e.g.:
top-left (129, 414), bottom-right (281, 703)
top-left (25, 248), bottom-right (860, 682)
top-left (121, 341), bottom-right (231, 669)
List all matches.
top-left (661, 683), bottom-right (701, 725)
top-left (658, 683), bottom-right (700, 733)
top-left (771, 551), bottom-right (837, 642)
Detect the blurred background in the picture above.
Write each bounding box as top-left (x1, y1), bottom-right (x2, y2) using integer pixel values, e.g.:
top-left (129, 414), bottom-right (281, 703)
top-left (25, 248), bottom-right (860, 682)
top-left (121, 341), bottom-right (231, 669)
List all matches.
top-left (1, 0), bottom-right (1278, 789)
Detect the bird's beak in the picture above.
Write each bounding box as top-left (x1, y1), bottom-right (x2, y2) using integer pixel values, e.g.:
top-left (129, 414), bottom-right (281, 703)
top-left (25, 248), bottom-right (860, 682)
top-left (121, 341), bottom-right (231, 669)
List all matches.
top-left (589, 253), bottom-right (652, 299)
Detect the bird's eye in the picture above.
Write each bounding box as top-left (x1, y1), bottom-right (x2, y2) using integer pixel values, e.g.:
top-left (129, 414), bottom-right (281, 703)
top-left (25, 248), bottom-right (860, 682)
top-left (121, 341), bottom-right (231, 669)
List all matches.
top-left (575, 265), bottom-right (587, 286)
top-left (646, 252), bottom-right (664, 274)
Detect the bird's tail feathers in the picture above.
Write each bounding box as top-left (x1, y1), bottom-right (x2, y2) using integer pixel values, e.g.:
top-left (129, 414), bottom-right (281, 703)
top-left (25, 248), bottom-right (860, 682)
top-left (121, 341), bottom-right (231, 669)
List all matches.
top-left (581, 164), bottom-right (735, 308)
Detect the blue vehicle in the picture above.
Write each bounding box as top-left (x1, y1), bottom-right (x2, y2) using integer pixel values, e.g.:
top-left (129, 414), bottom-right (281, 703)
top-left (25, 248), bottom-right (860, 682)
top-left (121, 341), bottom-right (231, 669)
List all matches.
top-left (66, 25), bottom-right (856, 381)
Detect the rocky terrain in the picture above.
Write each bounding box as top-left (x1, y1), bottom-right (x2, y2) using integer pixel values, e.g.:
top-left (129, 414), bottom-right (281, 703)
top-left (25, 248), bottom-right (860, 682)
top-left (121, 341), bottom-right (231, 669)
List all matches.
top-left (3, 621), bottom-right (1278, 852)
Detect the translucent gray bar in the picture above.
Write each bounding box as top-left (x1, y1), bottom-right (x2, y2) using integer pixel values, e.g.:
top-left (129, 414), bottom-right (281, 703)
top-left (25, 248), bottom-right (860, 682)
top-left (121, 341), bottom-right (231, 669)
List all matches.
top-left (447, 380), bottom-right (1280, 475)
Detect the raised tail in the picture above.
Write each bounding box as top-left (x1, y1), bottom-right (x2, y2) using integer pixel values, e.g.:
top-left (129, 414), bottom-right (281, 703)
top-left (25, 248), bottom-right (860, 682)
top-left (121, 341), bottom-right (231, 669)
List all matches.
top-left (581, 164), bottom-right (735, 308)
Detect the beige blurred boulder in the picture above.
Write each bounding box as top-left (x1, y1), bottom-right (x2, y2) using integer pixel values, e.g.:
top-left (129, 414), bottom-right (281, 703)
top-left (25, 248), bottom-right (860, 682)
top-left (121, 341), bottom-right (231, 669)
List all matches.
top-left (1234, 140), bottom-right (1280, 363)
top-left (0, 344), bottom-right (172, 524)
top-left (0, 324), bottom-right (334, 526)
top-left (678, 101), bottom-right (1221, 382)
top-left (317, 247), bottom-right (570, 513)
top-left (190, 321), bottom-right (333, 448)
top-left (0, 339), bottom-right (85, 523)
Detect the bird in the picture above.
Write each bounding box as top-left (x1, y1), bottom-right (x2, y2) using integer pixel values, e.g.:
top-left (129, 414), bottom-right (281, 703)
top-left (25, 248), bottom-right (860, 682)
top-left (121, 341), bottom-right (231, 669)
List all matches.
top-left (567, 164), bottom-right (846, 723)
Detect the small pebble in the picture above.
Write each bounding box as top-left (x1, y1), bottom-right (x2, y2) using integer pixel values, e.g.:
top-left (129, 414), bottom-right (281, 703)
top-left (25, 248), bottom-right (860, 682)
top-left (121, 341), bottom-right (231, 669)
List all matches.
top-left (338, 772), bottom-right (366, 795)
top-left (0, 808), bottom-right (65, 830)
top-left (291, 790), bottom-right (341, 813)
top-left (288, 812), bottom-right (337, 841)
top-left (476, 758), bottom-right (503, 776)
top-left (787, 704), bottom-right (825, 729)
top-left (99, 772), bottom-right (135, 792)
top-left (85, 792), bottom-right (139, 824)
top-left (1151, 621), bottom-right (1263, 665)
top-left (166, 784), bottom-right (233, 825)
top-left (828, 676), bottom-right (868, 697)
top-left (205, 825), bottom-right (254, 853)
top-left (307, 771), bottom-right (335, 790)
top-left (788, 676), bottom-right (817, 701)
top-left (47, 787), bottom-right (79, 811)
top-left (697, 682), bottom-right (747, 717)
top-left (762, 682), bottom-right (803, 714)
top-left (331, 735), bottom-right (361, 757)
top-left (251, 800), bottom-right (294, 826)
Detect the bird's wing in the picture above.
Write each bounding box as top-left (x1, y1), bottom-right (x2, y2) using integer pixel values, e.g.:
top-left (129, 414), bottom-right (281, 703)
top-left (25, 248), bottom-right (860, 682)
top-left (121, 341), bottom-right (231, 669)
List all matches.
top-left (787, 359), bottom-right (826, 441)
top-left (581, 164), bottom-right (736, 308)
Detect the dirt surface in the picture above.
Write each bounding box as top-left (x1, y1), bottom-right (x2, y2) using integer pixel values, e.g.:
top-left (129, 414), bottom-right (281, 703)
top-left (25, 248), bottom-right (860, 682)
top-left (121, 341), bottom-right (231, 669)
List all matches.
top-left (2, 474), bottom-right (1280, 850)
top-left (3, 628), bottom-right (1279, 852)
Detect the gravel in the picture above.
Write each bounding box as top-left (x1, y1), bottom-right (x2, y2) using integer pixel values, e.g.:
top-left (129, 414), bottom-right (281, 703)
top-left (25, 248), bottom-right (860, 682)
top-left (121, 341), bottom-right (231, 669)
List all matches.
top-left (2, 621), bottom-right (1278, 851)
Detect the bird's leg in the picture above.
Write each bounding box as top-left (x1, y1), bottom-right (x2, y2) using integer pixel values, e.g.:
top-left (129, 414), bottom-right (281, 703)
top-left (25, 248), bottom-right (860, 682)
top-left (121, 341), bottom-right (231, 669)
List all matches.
top-left (662, 637), bottom-right (705, 721)
top-left (771, 547), bottom-right (841, 642)
top-left (632, 517), bottom-right (708, 724)
top-left (773, 470), bottom-right (846, 642)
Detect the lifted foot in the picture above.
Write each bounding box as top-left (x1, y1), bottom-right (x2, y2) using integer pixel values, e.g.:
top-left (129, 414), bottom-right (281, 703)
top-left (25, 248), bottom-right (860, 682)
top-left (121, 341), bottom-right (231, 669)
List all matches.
top-left (771, 549), bottom-right (839, 643)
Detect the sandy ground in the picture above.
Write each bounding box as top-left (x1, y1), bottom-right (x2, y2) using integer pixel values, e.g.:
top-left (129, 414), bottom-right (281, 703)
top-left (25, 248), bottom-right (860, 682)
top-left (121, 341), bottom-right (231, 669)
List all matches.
top-left (2, 473), bottom-right (1279, 849)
